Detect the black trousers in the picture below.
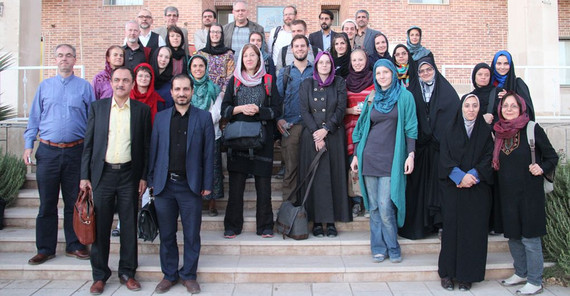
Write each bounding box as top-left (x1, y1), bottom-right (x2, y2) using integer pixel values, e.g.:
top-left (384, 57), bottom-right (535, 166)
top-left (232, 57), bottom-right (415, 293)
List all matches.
top-left (224, 171), bottom-right (273, 235)
top-left (90, 165), bottom-right (138, 282)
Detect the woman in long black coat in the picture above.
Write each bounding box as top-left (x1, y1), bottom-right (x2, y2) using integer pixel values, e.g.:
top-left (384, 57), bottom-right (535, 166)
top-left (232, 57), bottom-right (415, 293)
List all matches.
top-left (399, 56), bottom-right (460, 240)
top-left (438, 94), bottom-right (494, 292)
top-left (299, 51), bottom-right (352, 238)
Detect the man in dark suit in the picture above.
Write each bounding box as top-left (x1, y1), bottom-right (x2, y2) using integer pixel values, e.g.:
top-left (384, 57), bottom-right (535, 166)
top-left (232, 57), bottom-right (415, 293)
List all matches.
top-left (80, 66), bottom-right (151, 295)
top-left (309, 10), bottom-right (342, 52)
top-left (148, 74), bottom-right (214, 294)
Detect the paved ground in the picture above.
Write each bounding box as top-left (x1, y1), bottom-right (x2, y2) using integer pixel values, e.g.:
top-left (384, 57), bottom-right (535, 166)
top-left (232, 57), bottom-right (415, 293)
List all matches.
top-left (0, 279), bottom-right (568, 296)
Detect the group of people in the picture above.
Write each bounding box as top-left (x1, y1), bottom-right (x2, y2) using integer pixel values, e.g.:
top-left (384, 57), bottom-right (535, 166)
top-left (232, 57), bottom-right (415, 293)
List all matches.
top-left (22, 2), bottom-right (557, 296)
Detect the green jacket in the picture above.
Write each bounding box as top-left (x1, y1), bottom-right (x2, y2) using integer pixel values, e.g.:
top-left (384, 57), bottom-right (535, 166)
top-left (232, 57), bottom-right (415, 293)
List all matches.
top-left (352, 88), bottom-right (418, 227)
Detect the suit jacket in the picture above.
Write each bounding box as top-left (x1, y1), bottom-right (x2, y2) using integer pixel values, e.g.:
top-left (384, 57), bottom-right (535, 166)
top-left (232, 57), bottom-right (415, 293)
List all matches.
top-left (147, 106), bottom-right (215, 196)
top-left (80, 98), bottom-right (151, 191)
top-left (308, 30), bottom-right (344, 52)
top-left (362, 28), bottom-right (381, 57)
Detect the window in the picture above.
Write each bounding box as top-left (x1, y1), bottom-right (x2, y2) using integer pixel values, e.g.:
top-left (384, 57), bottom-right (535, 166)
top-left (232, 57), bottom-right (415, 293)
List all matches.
top-left (409, 0), bottom-right (449, 4)
top-left (560, 39), bottom-right (570, 85)
top-left (217, 8), bottom-right (233, 26)
top-left (104, 0), bottom-right (142, 5)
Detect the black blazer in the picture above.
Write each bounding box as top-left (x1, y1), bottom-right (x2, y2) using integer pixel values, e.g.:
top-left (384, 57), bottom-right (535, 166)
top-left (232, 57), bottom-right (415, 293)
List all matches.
top-left (81, 98), bottom-right (151, 190)
top-left (309, 30), bottom-right (345, 52)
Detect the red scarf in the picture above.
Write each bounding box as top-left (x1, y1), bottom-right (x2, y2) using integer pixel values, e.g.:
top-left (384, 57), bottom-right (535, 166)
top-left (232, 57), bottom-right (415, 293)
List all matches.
top-left (130, 63), bottom-right (165, 124)
top-left (492, 93), bottom-right (529, 170)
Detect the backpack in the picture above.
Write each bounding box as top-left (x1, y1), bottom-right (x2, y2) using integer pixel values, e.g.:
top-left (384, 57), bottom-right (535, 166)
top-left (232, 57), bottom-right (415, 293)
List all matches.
top-left (234, 74), bottom-right (272, 97)
top-left (526, 121), bottom-right (555, 193)
top-left (281, 65), bottom-right (293, 94)
top-left (271, 26), bottom-right (282, 54)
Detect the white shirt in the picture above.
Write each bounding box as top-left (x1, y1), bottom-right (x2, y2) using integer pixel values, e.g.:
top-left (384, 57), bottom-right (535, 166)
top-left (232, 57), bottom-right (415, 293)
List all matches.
top-left (269, 26), bottom-right (293, 62)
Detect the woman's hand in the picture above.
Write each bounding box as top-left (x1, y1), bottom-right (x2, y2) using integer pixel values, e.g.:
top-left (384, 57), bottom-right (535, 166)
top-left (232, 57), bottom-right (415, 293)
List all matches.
top-left (483, 113), bottom-right (494, 125)
top-left (350, 156), bottom-right (358, 173)
top-left (315, 139), bottom-right (326, 151)
top-left (498, 89), bottom-right (507, 99)
top-left (313, 128), bottom-right (328, 142)
top-left (457, 173), bottom-right (477, 188)
top-left (529, 163), bottom-right (544, 176)
top-left (346, 105), bottom-right (362, 115)
top-left (241, 104), bottom-right (259, 116)
top-left (404, 152), bottom-right (414, 175)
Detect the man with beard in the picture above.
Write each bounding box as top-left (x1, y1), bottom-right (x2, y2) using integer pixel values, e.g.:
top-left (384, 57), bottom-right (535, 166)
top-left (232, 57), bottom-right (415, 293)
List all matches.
top-left (81, 66), bottom-right (151, 294)
top-left (194, 9), bottom-right (217, 52)
top-left (309, 10), bottom-right (344, 52)
top-left (275, 20), bottom-right (319, 73)
top-left (135, 8), bottom-right (165, 52)
top-left (153, 6), bottom-right (189, 56)
top-left (354, 9), bottom-right (380, 56)
top-left (276, 35), bottom-right (314, 201)
top-left (148, 74), bottom-right (214, 294)
top-left (268, 5), bottom-right (297, 62)
top-left (124, 20), bottom-right (150, 71)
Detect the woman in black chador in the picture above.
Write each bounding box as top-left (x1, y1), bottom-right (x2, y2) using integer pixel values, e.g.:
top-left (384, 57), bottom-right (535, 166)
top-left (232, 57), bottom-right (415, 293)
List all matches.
top-left (398, 56), bottom-right (460, 239)
top-left (438, 94), bottom-right (494, 292)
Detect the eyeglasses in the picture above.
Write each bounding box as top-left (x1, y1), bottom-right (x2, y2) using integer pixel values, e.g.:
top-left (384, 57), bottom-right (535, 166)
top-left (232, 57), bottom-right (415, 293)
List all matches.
top-left (137, 15), bottom-right (152, 19)
top-left (56, 53), bottom-right (75, 59)
top-left (502, 104), bottom-right (520, 110)
top-left (418, 67), bottom-right (434, 75)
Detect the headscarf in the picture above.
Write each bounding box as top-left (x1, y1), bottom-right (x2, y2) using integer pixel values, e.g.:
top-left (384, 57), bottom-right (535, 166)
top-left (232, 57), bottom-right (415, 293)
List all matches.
top-left (130, 63), bottom-right (165, 123)
top-left (330, 33), bottom-right (351, 78)
top-left (201, 24), bottom-right (233, 55)
top-left (418, 59), bottom-right (436, 103)
top-left (93, 46), bottom-right (121, 93)
top-left (391, 44), bottom-right (412, 87)
top-left (406, 26), bottom-right (432, 61)
top-left (372, 59), bottom-right (401, 113)
top-left (492, 92), bottom-right (530, 170)
top-left (469, 63), bottom-right (495, 115)
top-left (346, 49), bottom-right (374, 93)
top-left (187, 55), bottom-right (221, 111)
top-left (166, 26), bottom-right (187, 60)
top-left (368, 33), bottom-right (391, 66)
top-left (490, 50), bottom-right (515, 89)
top-left (149, 46), bottom-right (173, 89)
top-left (233, 45), bottom-right (266, 87)
top-left (462, 94), bottom-right (478, 138)
top-left (249, 31), bottom-right (270, 64)
top-left (312, 51), bottom-right (336, 88)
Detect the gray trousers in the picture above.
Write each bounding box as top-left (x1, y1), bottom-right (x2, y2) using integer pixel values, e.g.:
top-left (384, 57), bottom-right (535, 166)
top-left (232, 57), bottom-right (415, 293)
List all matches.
top-left (508, 236), bottom-right (543, 286)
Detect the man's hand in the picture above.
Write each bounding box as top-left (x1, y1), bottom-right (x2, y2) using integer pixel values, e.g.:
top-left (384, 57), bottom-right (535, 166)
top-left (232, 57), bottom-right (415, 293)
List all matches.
top-left (138, 180), bottom-right (147, 198)
top-left (80, 179), bottom-right (92, 192)
top-left (23, 149), bottom-right (33, 165)
top-left (201, 190), bottom-right (212, 196)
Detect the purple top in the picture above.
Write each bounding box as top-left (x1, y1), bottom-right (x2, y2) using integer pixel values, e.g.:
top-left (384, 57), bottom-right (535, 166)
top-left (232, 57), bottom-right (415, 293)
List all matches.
top-left (91, 61), bottom-right (113, 100)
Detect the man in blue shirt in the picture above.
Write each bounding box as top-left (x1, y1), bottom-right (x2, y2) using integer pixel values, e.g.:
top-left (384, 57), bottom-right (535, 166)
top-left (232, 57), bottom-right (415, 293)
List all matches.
top-left (276, 35), bottom-right (313, 201)
top-left (23, 44), bottom-right (96, 265)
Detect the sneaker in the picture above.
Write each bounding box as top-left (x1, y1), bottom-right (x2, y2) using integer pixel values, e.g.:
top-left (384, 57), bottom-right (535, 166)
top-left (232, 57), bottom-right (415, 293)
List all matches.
top-left (501, 274), bottom-right (527, 286)
top-left (261, 229), bottom-right (274, 238)
top-left (313, 225), bottom-right (324, 237)
top-left (352, 204), bottom-right (361, 218)
top-left (372, 254), bottom-right (386, 263)
top-left (223, 230), bottom-right (237, 239)
top-left (326, 224), bottom-right (337, 238)
top-left (389, 256), bottom-right (402, 263)
top-left (516, 283), bottom-right (543, 295)
top-left (364, 210), bottom-right (370, 218)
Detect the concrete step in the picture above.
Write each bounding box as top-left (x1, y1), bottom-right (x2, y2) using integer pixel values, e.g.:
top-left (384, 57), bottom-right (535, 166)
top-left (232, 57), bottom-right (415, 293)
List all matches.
top-left (3, 207), bottom-right (371, 232)
top-left (0, 227), bottom-right (511, 256)
top-left (0, 251), bottom-right (520, 283)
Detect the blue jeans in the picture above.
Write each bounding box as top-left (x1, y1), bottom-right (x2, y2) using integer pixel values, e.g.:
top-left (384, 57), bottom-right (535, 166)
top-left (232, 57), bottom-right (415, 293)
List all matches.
top-left (364, 176), bottom-right (400, 259)
top-left (508, 237), bottom-right (543, 286)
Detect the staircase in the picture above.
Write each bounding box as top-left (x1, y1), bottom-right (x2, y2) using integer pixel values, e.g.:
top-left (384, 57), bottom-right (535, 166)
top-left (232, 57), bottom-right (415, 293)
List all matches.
top-left (0, 167), bottom-right (516, 283)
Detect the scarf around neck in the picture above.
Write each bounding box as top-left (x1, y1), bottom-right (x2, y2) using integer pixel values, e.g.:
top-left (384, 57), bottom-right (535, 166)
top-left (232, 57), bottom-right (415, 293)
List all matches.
top-left (346, 53), bottom-right (373, 93)
top-left (233, 46), bottom-right (267, 87)
top-left (492, 92), bottom-right (530, 170)
top-left (187, 55), bottom-right (220, 111)
top-left (313, 51), bottom-right (336, 88)
top-left (372, 59), bottom-right (402, 113)
top-left (406, 26), bottom-right (431, 61)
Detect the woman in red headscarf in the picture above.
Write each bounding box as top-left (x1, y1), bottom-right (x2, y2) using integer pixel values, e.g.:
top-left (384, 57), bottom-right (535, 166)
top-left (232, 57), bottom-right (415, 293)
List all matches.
top-left (130, 63), bottom-right (165, 124)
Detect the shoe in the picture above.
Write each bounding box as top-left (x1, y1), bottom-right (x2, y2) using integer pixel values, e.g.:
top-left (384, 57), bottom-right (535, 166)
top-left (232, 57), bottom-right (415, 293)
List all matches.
top-left (274, 166), bottom-right (285, 179)
top-left (28, 253), bottom-right (55, 265)
top-left (155, 279), bottom-right (177, 294)
top-left (516, 283), bottom-right (543, 295)
top-left (352, 203), bottom-right (361, 218)
top-left (119, 274), bottom-right (141, 291)
top-left (502, 274), bottom-right (527, 286)
top-left (372, 254), bottom-right (386, 263)
top-left (441, 277), bottom-right (454, 291)
top-left (111, 228), bottom-right (120, 237)
top-left (224, 230), bottom-right (237, 239)
top-left (65, 249), bottom-right (90, 260)
top-left (90, 280), bottom-right (105, 295)
top-left (438, 228), bottom-right (443, 240)
top-left (261, 229), bottom-right (274, 238)
top-left (182, 279), bottom-right (201, 294)
top-left (364, 210), bottom-right (370, 218)
top-left (313, 225), bottom-right (324, 237)
top-left (458, 281), bottom-right (471, 291)
top-left (209, 208), bottom-right (218, 217)
top-left (389, 256), bottom-right (402, 263)
top-left (326, 224), bottom-right (337, 237)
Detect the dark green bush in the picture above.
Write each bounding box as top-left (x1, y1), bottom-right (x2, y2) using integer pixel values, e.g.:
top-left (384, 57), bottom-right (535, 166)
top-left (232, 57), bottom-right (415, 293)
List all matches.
top-left (0, 149), bottom-right (26, 206)
top-left (544, 162), bottom-right (570, 277)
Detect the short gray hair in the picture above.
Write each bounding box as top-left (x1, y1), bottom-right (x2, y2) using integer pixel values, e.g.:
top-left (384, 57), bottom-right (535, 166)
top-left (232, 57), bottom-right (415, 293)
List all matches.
top-left (355, 10), bottom-right (369, 19)
top-left (164, 6), bottom-right (179, 16)
top-left (125, 20), bottom-right (139, 30)
top-left (233, 0), bottom-right (247, 9)
top-left (54, 44), bottom-right (76, 57)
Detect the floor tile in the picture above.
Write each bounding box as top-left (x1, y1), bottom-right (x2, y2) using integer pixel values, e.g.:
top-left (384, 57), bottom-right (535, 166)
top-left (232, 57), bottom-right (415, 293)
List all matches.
top-left (233, 283), bottom-right (273, 296)
top-left (0, 289), bottom-right (38, 296)
top-left (43, 280), bottom-right (87, 290)
top-left (545, 285), bottom-right (570, 296)
top-left (388, 282), bottom-right (429, 292)
top-left (312, 283), bottom-right (352, 296)
top-left (272, 283), bottom-right (312, 296)
top-left (31, 288), bottom-right (77, 296)
top-left (5, 280), bottom-right (49, 289)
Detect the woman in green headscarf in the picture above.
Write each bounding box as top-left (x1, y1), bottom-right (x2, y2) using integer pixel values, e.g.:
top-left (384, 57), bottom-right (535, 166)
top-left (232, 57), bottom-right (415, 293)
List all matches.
top-left (188, 55), bottom-right (224, 216)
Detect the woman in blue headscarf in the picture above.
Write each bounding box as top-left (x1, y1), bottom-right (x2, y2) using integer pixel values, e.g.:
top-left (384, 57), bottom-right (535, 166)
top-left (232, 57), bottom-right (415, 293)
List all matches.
top-left (490, 50), bottom-right (535, 120)
top-left (351, 59), bottom-right (418, 263)
top-left (188, 55), bottom-right (224, 216)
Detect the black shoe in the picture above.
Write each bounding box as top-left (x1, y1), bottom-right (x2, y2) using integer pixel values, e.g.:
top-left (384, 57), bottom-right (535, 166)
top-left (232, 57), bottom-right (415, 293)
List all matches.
top-left (458, 281), bottom-right (471, 291)
top-left (326, 224), bottom-right (337, 237)
top-left (441, 277), bottom-right (454, 291)
top-left (111, 228), bottom-right (120, 237)
top-left (313, 225), bottom-right (324, 237)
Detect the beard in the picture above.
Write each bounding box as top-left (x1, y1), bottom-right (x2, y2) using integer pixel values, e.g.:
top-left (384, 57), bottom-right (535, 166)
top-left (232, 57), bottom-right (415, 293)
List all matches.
top-left (139, 23), bottom-right (150, 30)
top-left (294, 51), bottom-right (308, 61)
top-left (127, 37), bottom-right (138, 43)
top-left (321, 23), bottom-right (330, 30)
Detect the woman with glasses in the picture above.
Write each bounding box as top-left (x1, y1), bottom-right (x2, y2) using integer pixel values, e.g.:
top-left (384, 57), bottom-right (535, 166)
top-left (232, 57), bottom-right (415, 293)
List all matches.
top-left (197, 23), bottom-right (235, 94)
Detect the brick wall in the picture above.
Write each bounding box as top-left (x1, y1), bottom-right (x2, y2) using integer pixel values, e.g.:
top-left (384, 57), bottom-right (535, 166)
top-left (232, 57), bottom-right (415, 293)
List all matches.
top-left (560, 0), bottom-right (570, 37)
top-left (42, 0), bottom-right (508, 84)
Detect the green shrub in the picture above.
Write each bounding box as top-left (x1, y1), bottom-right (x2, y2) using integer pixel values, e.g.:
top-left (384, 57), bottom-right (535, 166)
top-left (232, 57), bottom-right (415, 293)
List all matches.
top-left (544, 162), bottom-right (570, 277)
top-left (0, 149), bottom-right (26, 206)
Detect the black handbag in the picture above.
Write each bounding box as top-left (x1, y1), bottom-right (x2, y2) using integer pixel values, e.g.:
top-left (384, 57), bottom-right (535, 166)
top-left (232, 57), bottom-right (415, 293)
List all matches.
top-left (138, 192), bottom-right (159, 242)
top-left (222, 121), bottom-right (265, 151)
top-left (275, 148), bottom-right (325, 240)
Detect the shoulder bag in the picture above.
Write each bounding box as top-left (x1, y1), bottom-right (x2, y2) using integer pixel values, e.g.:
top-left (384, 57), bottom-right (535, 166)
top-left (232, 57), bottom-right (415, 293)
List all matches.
top-left (527, 121), bottom-right (555, 194)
